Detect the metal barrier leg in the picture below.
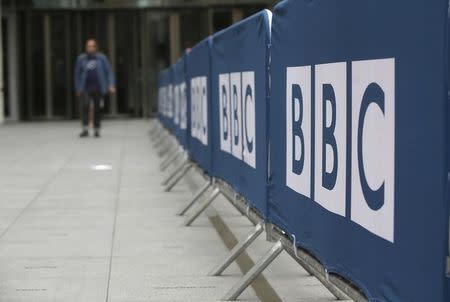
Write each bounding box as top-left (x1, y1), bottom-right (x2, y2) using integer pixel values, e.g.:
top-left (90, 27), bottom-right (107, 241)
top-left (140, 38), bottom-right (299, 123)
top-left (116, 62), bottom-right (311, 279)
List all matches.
top-left (222, 240), bottom-right (284, 301)
top-left (183, 188), bottom-right (220, 227)
top-left (157, 139), bottom-right (173, 157)
top-left (151, 127), bottom-right (164, 141)
top-left (209, 222), bottom-right (264, 276)
top-left (177, 180), bottom-right (211, 216)
top-left (149, 120), bottom-right (159, 133)
top-left (161, 158), bottom-right (188, 186)
top-left (164, 163), bottom-right (193, 192)
top-left (149, 125), bottom-right (157, 136)
top-left (282, 246), bottom-right (349, 300)
top-left (153, 131), bottom-right (168, 147)
top-left (159, 142), bottom-right (178, 163)
top-left (160, 148), bottom-right (182, 171)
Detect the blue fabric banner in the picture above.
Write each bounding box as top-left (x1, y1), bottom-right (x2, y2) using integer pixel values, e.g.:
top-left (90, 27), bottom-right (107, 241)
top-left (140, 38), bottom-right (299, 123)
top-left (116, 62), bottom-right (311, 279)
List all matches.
top-left (186, 38), bottom-right (213, 174)
top-left (172, 56), bottom-right (189, 148)
top-left (268, 0), bottom-right (449, 301)
top-left (157, 67), bottom-right (174, 131)
top-left (211, 10), bottom-right (271, 217)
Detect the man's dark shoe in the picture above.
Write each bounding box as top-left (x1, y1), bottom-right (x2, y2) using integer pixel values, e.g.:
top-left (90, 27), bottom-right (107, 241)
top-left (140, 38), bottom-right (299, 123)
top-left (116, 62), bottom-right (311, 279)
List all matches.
top-left (94, 130), bottom-right (100, 138)
top-left (79, 130), bottom-right (89, 138)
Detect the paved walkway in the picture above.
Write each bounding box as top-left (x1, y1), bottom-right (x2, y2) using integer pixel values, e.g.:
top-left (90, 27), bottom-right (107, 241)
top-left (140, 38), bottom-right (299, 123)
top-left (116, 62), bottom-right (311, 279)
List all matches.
top-left (0, 120), bottom-right (339, 302)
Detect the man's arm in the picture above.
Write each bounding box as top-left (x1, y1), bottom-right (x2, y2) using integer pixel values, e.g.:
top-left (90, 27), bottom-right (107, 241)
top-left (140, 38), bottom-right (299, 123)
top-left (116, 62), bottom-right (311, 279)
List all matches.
top-left (100, 54), bottom-right (116, 93)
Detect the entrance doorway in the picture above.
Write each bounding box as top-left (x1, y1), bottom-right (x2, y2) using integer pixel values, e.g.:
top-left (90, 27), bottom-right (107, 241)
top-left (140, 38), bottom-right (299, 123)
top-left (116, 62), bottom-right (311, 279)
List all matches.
top-left (20, 10), bottom-right (169, 120)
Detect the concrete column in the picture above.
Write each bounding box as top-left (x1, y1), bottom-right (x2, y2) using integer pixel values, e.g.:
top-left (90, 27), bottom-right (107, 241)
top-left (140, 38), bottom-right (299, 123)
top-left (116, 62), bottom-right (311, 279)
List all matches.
top-left (169, 12), bottom-right (181, 65)
top-left (43, 14), bottom-right (53, 119)
top-left (25, 13), bottom-right (33, 119)
top-left (232, 9), bottom-right (244, 24)
top-left (7, 12), bottom-right (19, 121)
top-left (130, 13), bottom-right (139, 116)
top-left (140, 11), bottom-right (153, 118)
top-left (64, 14), bottom-right (72, 119)
top-left (148, 18), bottom-right (157, 117)
top-left (207, 9), bottom-right (214, 35)
top-left (107, 13), bottom-right (117, 115)
top-left (0, 8), bottom-right (4, 124)
top-left (74, 12), bottom-right (82, 119)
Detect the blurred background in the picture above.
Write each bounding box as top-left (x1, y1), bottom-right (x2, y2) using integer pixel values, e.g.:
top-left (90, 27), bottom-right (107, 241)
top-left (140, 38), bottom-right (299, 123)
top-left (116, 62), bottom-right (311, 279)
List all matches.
top-left (0, 0), bottom-right (275, 122)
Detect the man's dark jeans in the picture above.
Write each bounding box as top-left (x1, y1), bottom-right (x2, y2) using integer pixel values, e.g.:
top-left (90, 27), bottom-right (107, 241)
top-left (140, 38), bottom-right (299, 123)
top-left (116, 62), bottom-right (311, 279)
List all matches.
top-left (80, 91), bottom-right (103, 129)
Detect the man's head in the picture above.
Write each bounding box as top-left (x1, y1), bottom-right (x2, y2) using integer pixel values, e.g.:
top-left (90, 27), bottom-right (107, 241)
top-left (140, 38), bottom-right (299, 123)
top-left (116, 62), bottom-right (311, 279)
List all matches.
top-left (85, 39), bottom-right (97, 55)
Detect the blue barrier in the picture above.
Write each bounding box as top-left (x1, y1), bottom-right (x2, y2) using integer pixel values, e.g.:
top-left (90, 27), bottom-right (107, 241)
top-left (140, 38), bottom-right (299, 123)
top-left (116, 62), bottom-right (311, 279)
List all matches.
top-left (156, 3), bottom-right (450, 300)
top-left (172, 56), bottom-right (189, 148)
top-left (186, 37), bottom-right (213, 174)
top-left (210, 10), bottom-right (271, 217)
top-left (268, 0), bottom-right (450, 301)
top-left (157, 67), bottom-right (174, 131)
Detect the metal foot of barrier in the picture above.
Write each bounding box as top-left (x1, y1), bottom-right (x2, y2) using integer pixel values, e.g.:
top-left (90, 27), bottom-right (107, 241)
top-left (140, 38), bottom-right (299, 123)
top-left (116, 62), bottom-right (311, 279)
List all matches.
top-left (149, 121), bottom-right (161, 137)
top-left (160, 148), bottom-right (182, 171)
top-left (149, 125), bottom-right (158, 137)
top-left (159, 142), bottom-right (178, 164)
top-left (222, 240), bottom-right (284, 301)
top-left (274, 233), bottom-right (349, 301)
top-left (161, 158), bottom-right (188, 186)
top-left (152, 127), bottom-right (166, 142)
top-left (157, 140), bottom-right (173, 157)
top-left (153, 132), bottom-right (168, 148)
top-left (149, 120), bottom-right (159, 134)
top-left (151, 127), bottom-right (164, 142)
top-left (165, 163), bottom-right (193, 192)
top-left (177, 180), bottom-right (211, 216)
top-left (183, 188), bottom-right (221, 226)
top-left (209, 222), bottom-right (264, 276)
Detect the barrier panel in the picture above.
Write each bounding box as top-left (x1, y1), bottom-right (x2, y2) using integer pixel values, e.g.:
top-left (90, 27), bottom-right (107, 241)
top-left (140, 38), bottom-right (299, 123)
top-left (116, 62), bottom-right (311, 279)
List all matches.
top-left (157, 67), bottom-right (174, 131)
top-left (268, 0), bottom-right (450, 301)
top-left (172, 56), bottom-right (189, 148)
top-left (186, 38), bottom-right (213, 174)
top-left (210, 10), bottom-right (271, 217)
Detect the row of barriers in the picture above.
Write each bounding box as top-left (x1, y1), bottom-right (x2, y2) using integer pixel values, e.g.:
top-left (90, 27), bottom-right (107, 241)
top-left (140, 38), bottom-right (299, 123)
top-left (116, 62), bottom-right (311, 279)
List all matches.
top-left (151, 0), bottom-right (450, 301)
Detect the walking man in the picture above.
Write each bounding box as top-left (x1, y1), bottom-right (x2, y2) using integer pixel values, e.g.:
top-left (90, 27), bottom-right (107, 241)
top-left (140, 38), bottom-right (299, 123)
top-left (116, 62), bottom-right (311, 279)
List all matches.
top-left (74, 39), bottom-right (116, 137)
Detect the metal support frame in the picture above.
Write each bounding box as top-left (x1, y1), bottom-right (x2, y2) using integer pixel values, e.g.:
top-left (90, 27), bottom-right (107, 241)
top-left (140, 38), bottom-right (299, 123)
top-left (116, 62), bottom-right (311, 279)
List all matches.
top-left (157, 137), bottom-right (174, 157)
top-left (154, 153), bottom-right (365, 302)
top-left (149, 120), bottom-right (160, 134)
top-left (153, 131), bottom-right (170, 149)
top-left (209, 222), bottom-right (264, 276)
top-left (151, 126), bottom-right (165, 141)
top-left (160, 147), bottom-right (182, 171)
top-left (160, 137), bottom-right (176, 154)
top-left (161, 157), bottom-right (188, 186)
top-left (177, 180), bottom-right (211, 216)
top-left (152, 130), bottom-right (166, 144)
top-left (183, 188), bottom-right (221, 226)
top-left (222, 240), bottom-right (284, 301)
top-left (156, 134), bottom-right (171, 150)
top-left (164, 162), bottom-right (193, 192)
top-left (213, 179), bottom-right (356, 301)
top-left (268, 226), bottom-right (353, 301)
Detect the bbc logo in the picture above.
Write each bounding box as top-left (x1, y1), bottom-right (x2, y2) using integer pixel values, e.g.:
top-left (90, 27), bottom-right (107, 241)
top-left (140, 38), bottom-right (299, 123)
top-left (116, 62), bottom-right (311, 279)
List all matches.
top-left (219, 71), bottom-right (256, 168)
top-left (174, 82), bottom-right (187, 130)
top-left (286, 58), bottom-right (395, 242)
top-left (190, 76), bottom-right (208, 146)
top-left (158, 85), bottom-right (173, 119)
